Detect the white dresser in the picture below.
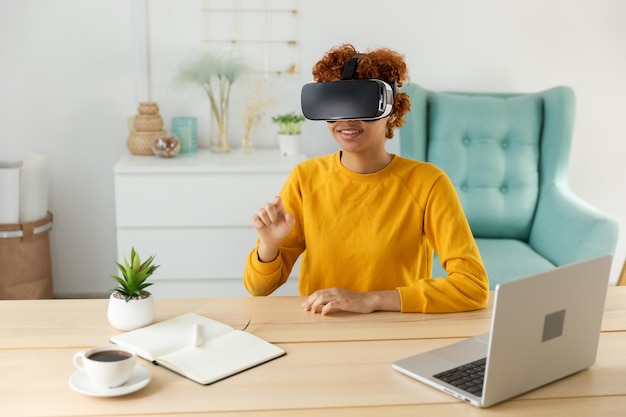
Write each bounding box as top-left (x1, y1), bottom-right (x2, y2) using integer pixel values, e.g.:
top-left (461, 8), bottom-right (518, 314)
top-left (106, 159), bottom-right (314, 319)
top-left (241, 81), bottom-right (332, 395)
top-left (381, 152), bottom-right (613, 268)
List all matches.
top-left (113, 149), bottom-right (306, 297)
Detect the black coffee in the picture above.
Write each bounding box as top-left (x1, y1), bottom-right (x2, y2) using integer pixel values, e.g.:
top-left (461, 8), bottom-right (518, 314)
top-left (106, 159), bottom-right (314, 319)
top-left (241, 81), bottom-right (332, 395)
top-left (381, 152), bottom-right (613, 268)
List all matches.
top-left (88, 350), bottom-right (132, 362)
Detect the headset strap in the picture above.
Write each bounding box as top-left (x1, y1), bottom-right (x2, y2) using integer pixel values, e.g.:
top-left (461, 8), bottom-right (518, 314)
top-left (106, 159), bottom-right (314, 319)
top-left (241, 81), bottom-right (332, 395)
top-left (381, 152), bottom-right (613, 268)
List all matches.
top-left (341, 53), bottom-right (363, 80)
top-left (341, 53), bottom-right (398, 99)
top-left (390, 80), bottom-right (398, 98)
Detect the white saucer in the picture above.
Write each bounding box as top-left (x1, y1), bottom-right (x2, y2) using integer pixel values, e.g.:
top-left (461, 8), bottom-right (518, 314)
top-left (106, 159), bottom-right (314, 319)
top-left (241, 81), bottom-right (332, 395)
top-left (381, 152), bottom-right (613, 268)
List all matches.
top-left (68, 365), bottom-right (151, 397)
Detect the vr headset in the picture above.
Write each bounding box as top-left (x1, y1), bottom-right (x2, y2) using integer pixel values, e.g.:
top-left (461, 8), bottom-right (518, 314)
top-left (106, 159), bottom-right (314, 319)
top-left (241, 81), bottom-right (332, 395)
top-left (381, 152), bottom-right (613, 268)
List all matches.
top-left (301, 54), bottom-right (397, 121)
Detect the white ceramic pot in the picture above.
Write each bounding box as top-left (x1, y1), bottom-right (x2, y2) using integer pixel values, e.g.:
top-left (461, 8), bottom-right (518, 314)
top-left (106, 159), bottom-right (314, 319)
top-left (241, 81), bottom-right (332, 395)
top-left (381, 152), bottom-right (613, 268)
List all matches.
top-left (107, 293), bottom-right (155, 331)
top-left (277, 134), bottom-right (301, 156)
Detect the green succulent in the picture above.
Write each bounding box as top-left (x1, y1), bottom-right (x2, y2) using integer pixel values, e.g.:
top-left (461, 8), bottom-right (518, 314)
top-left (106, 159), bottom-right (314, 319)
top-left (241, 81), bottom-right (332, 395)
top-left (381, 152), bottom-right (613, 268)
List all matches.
top-left (110, 247), bottom-right (159, 302)
top-left (271, 112), bottom-right (305, 135)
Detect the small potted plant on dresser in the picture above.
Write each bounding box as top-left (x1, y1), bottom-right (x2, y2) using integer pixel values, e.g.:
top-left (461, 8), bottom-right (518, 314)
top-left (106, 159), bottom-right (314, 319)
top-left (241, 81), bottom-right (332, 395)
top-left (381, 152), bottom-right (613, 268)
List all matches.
top-left (107, 247), bottom-right (159, 331)
top-left (271, 112), bottom-right (305, 156)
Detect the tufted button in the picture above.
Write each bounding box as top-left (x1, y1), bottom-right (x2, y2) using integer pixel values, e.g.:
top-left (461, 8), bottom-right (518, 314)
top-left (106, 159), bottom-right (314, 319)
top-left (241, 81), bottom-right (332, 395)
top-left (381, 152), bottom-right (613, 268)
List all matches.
top-left (500, 186), bottom-right (507, 193)
top-left (463, 137), bottom-right (470, 145)
top-left (461, 184), bottom-right (469, 192)
top-left (501, 141), bottom-right (509, 149)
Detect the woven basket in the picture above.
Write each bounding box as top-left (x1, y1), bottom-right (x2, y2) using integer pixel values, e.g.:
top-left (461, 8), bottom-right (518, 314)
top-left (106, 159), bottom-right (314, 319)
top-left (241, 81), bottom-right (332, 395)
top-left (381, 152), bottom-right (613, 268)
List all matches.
top-left (126, 130), bottom-right (167, 155)
top-left (133, 114), bottom-right (164, 131)
top-left (138, 102), bottom-right (159, 115)
top-left (0, 212), bottom-right (53, 299)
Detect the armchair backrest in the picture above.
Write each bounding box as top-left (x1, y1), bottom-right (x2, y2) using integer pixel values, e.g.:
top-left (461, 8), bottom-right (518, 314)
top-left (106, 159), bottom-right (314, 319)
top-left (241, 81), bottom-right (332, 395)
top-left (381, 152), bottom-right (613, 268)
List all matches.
top-left (399, 84), bottom-right (575, 242)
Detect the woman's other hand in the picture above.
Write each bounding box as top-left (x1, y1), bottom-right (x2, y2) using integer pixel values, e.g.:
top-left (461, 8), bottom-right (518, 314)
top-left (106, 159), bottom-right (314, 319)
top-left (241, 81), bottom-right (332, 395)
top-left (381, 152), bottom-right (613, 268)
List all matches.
top-left (302, 288), bottom-right (400, 315)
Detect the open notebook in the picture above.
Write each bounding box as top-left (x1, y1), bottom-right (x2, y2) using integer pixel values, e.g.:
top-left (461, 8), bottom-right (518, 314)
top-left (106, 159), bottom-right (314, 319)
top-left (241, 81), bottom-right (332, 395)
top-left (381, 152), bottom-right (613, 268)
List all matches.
top-left (110, 313), bottom-right (285, 385)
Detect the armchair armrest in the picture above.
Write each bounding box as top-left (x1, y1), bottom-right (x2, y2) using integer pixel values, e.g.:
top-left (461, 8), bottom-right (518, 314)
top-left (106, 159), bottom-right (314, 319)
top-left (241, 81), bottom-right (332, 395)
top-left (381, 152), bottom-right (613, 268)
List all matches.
top-left (529, 184), bottom-right (618, 266)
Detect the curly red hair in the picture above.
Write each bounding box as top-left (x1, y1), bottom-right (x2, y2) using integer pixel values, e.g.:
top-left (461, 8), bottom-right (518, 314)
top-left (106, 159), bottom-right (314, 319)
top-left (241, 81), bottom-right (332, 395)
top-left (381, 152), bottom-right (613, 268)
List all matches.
top-left (311, 44), bottom-right (411, 139)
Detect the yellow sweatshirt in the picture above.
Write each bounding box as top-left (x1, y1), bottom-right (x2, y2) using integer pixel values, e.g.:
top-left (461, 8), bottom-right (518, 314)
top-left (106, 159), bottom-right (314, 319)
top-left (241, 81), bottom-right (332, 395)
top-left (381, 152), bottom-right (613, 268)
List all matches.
top-left (244, 152), bottom-right (489, 313)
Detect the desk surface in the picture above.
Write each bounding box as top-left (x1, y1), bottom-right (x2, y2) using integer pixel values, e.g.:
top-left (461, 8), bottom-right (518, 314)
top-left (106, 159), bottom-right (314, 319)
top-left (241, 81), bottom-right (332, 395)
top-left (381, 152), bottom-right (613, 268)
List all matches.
top-left (2, 287), bottom-right (625, 416)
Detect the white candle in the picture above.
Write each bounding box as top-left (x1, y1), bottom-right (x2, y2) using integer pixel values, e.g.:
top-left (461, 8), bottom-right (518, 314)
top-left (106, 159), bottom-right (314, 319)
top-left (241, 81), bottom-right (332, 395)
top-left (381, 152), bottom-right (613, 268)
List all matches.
top-left (19, 153), bottom-right (48, 223)
top-left (0, 161), bottom-right (21, 224)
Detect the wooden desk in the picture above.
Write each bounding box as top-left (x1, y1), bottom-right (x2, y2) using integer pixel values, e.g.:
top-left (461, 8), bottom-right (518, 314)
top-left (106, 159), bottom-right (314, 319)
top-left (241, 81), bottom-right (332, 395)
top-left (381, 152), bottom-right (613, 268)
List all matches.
top-left (1, 287), bottom-right (625, 416)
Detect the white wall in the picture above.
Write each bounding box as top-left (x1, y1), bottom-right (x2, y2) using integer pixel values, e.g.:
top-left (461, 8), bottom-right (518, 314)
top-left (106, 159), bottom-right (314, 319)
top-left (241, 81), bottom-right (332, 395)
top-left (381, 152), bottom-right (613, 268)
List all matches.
top-left (1, 0), bottom-right (134, 296)
top-left (1, 0), bottom-right (624, 297)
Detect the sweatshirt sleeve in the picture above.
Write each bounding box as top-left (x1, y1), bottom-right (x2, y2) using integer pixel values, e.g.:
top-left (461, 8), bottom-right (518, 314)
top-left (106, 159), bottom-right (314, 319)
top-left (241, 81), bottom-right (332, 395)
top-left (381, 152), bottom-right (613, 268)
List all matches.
top-left (398, 173), bottom-right (489, 313)
top-left (243, 169), bottom-right (306, 296)
top-left (243, 244), bottom-right (286, 296)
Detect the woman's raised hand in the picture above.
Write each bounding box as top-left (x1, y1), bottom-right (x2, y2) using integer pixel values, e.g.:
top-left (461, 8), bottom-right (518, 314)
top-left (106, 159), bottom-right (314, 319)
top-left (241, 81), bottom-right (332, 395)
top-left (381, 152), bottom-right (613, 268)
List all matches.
top-left (251, 196), bottom-right (295, 262)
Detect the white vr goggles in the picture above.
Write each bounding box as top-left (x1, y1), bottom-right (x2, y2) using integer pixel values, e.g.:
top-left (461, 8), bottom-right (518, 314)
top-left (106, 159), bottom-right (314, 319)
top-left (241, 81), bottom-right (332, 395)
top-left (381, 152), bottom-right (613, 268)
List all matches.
top-left (300, 54), bottom-right (397, 121)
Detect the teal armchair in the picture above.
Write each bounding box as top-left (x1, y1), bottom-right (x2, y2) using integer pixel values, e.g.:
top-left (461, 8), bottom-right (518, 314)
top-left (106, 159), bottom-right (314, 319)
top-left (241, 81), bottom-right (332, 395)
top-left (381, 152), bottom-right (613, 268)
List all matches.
top-left (399, 84), bottom-right (618, 289)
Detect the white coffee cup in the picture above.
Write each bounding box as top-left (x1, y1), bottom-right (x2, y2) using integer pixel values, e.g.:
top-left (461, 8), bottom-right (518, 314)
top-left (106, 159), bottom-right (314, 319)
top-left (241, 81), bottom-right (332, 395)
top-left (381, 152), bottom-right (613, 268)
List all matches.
top-left (73, 345), bottom-right (136, 388)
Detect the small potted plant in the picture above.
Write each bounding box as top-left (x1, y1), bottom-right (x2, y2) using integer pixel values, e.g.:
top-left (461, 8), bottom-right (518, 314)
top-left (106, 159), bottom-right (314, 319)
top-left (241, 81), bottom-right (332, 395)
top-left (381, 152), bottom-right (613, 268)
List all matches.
top-left (107, 247), bottom-right (159, 331)
top-left (271, 112), bottom-right (305, 156)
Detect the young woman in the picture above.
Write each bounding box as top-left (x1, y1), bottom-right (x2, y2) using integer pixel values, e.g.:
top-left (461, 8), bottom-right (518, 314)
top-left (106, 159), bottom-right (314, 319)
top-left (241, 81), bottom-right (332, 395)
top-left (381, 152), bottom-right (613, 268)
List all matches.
top-left (244, 44), bottom-right (488, 315)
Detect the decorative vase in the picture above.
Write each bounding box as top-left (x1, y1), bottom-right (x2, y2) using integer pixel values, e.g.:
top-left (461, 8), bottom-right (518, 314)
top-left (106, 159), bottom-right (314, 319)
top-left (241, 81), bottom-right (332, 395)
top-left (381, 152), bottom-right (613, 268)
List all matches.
top-left (240, 137), bottom-right (254, 152)
top-left (277, 134), bottom-right (301, 156)
top-left (210, 110), bottom-right (230, 153)
top-left (107, 293), bottom-right (155, 331)
top-left (171, 117), bottom-right (198, 154)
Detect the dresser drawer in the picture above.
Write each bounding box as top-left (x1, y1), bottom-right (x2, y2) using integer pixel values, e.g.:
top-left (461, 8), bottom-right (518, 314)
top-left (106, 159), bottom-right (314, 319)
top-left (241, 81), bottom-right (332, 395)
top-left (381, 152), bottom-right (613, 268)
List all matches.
top-left (115, 171), bottom-right (287, 227)
top-left (117, 227), bottom-right (259, 279)
top-left (117, 226), bottom-right (300, 289)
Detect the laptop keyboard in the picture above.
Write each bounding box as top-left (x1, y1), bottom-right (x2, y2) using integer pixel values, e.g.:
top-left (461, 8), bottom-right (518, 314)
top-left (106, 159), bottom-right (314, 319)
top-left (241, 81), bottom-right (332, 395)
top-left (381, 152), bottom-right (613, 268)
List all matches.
top-left (433, 357), bottom-right (486, 396)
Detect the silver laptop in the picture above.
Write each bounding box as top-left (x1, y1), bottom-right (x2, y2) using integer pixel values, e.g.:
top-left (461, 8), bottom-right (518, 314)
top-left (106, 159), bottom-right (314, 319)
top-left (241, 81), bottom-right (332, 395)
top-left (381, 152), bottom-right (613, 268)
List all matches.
top-left (392, 255), bottom-right (612, 408)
